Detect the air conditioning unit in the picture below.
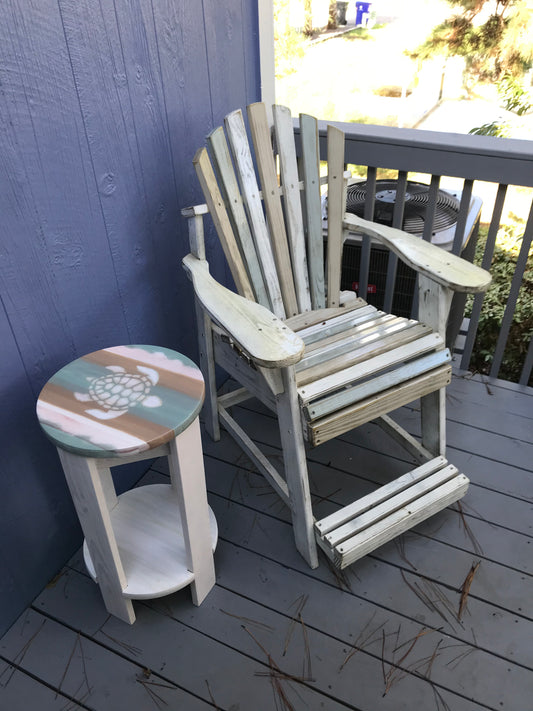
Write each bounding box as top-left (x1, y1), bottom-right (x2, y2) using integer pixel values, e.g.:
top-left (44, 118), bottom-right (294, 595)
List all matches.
top-left (323, 179), bottom-right (482, 317)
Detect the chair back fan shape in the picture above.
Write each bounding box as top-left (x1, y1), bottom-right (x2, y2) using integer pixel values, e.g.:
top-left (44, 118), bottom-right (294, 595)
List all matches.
top-left (182, 103), bottom-right (491, 570)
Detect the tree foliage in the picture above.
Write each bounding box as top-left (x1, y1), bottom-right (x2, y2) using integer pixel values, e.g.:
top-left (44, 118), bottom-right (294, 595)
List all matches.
top-left (410, 0), bottom-right (533, 83)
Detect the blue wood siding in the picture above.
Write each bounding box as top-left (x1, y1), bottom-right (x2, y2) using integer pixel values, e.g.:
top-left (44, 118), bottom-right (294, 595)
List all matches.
top-left (0, 0), bottom-right (260, 636)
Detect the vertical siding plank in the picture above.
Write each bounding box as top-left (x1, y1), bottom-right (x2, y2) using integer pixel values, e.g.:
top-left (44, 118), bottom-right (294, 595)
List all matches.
top-left (59, 0), bottom-right (174, 346)
top-left (0, 0), bottom-right (130, 389)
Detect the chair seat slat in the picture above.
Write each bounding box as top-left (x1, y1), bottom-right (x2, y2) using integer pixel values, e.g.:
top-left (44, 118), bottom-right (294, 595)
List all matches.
top-left (297, 322), bottom-right (431, 384)
top-left (225, 109), bottom-right (286, 318)
top-left (283, 299), bottom-right (365, 332)
top-left (304, 349), bottom-right (451, 421)
top-left (299, 332), bottom-right (446, 404)
top-left (308, 365), bottom-right (452, 446)
top-left (296, 304), bottom-right (382, 344)
top-left (207, 127), bottom-right (270, 309)
top-left (303, 314), bottom-right (399, 353)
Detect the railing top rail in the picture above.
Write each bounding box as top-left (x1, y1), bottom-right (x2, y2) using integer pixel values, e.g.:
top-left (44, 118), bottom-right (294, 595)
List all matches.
top-left (293, 118), bottom-right (533, 188)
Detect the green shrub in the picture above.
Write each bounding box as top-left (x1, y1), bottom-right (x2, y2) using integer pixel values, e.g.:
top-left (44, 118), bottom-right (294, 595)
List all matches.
top-left (466, 219), bottom-right (533, 385)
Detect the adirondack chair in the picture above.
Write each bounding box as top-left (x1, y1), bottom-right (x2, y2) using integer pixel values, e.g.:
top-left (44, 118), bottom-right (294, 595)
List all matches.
top-left (181, 103), bottom-right (491, 570)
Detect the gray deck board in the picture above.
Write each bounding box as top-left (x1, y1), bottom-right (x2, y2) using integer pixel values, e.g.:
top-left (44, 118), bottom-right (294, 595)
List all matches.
top-left (1, 373), bottom-right (531, 710)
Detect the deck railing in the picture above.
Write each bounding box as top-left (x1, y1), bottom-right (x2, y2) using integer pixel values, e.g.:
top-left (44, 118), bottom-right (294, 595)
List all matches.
top-left (295, 120), bottom-right (533, 386)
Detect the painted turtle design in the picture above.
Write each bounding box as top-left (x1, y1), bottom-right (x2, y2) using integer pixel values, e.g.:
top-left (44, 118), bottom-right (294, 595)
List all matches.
top-left (74, 365), bottom-right (162, 420)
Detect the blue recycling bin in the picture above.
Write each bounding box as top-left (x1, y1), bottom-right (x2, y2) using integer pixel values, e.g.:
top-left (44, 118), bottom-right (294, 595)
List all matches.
top-left (355, 1), bottom-right (372, 26)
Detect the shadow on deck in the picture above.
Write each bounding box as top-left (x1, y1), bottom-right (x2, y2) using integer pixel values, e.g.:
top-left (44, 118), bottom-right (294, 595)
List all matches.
top-left (1, 372), bottom-right (531, 710)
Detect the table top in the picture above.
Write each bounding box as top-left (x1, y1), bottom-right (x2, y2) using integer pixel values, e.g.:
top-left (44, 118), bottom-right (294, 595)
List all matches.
top-left (37, 345), bottom-right (205, 458)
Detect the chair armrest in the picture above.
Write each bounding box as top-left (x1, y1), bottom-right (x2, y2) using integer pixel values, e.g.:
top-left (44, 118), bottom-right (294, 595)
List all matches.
top-left (343, 213), bottom-right (491, 294)
top-left (182, 254), bottom-right (305, 368)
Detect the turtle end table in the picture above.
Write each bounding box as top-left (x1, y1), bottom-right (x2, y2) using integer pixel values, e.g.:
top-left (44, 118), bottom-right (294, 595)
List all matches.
top-left (37, 345), bottom-right (217, 624)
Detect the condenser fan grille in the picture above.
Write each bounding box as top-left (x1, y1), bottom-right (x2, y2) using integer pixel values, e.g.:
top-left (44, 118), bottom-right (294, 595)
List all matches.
top-left (345, 180), bottom-right (460, 236)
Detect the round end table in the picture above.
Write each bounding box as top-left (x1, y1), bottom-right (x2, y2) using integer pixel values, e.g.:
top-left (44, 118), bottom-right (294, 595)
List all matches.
top-left (37, 345), bottom-right (217, 624)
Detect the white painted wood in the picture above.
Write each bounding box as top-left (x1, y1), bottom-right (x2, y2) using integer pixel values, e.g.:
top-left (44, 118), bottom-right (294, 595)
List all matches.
top-left (300, 113), bottom-right (325, 309)
top-left (257, 0), bottom-right (276, 107)
top-left (208, 126), bottom-right (270, 308)
top-left (225, 109), bottom-right (286, 318)
top-left (187, 213), bottom-right (206, 260)
top-left (168, 418), bottom-right (216, 605)
top-left (58, 448), bottom-right (135, 624)
top-left (305, 350), bottom-right (451, 421)
top-left (376, 414), bottom-right (434, 464)
top-left (323, 475), bottom-right (470, 569)
top-left (299, 333), bottom-right (445, 404)
top-left (324, 464), bottom-right (459, 547)
top-left (183, 255), bottom-right (304, 367)
top-left (276, 367), bottom-right (318, 568)
top-left (343, 213), bottom-right (492, 293)
top-left (194, 296), bottom-right (220, 442)
top-left (297, 322), bottom-right (430, 384)
top-left (418, 274), bottom-right (453, 339)
top-left (213, 333), bottom-right (277, 412)
top-left (421, 388), bottom-right (447, 456)
top-left (273, 104), bottom-right (312, 313)
top-left (326, 125), bottom-right (345, 307)
top-left (247, 102), bottom-right (299, 316)
top-left (283, 300), bottom-right (366, 332)
top-left (192, 147), bottom-right (254, 301)
top-left (301, 314), bottom-right (399, 353)
top-left (315, 457), bottom-right (447, 536)
top-left (83, 483), bottom-right (217, 600)
top-left (418, 276), bottom-right (450, 456)
top-left (218, 405), bottom-right (290, 505)
top-left (309, 365), bottom-right (452, 445)
top-left (295, 304), bottom-right (381, 345)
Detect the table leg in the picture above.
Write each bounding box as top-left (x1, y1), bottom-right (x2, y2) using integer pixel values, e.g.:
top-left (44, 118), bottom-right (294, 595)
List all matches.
top-left (168, 418), bottom-right (216, 605)
top-left (58, 449), bottom-right (135, 624)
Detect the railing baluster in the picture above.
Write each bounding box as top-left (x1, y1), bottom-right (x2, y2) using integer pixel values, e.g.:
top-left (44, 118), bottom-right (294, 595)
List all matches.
top-left (461, 183), bottom-right (507, 371)
top-left (452, 179), bottom-right (474, 256)
top-left (383, 171), bottom-right (407, 313)
top-left (520, 335), bottom-right (533, 386)
top-left (490, 196), bottom-right (533, 379)
top-left (422, 174), bottom-right (441, 243)
top-left (358, 166), bottom-right (377, 299)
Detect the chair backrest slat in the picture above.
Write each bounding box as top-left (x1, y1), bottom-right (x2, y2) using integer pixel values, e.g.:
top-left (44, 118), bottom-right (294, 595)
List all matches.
top-left (273, 105), bottom-right (312, 314)
top-left (299, 113), bottom-right (325, 310)
top-left (247, 103), bottom-right (299, 317)
top-left (224, 109), bottom-right (286, 319)
top-left (193, 147), bottom-right (255, 301)
top-left (326, 125), bottom-right (345, 308)
top-left (207, 126), bottom-right (270, 309)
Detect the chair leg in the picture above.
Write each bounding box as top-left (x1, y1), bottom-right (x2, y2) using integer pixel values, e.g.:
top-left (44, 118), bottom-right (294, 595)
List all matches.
top-left (277, 367), bottom-right (318, 569)
top-left (420, 387), bottom-right (446, 457)
top-left (194, 297), bottom-right (220, 442)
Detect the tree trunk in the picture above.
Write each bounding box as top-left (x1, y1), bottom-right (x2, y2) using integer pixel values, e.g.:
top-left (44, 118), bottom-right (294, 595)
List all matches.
top-left (328, 0), bottom-right (338, 30)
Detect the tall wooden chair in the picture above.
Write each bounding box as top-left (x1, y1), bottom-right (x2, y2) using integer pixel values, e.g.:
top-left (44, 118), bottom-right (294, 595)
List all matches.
top-left (182, 103), bottom-right (491, 569)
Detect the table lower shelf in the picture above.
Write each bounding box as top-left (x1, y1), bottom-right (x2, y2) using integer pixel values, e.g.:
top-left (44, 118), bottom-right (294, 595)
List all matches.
top-left (83, 483), bottom-right (218, 600)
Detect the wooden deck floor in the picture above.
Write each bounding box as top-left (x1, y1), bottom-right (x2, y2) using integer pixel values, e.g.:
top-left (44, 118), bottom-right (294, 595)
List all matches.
top-left (1, 372), bottom-right (532, 711)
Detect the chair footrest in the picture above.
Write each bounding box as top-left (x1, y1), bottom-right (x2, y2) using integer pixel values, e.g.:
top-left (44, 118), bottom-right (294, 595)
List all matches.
top-left (314, 457), bottom-right (469, 569)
